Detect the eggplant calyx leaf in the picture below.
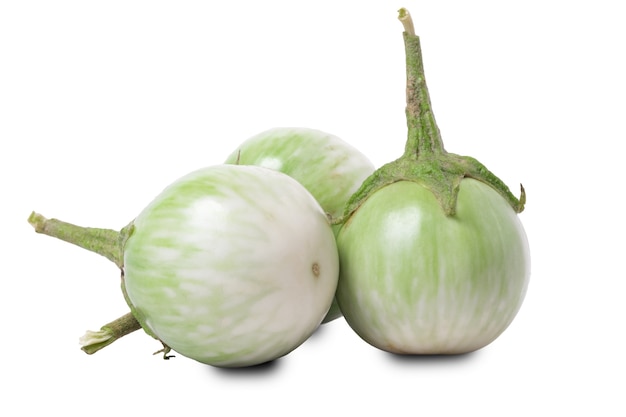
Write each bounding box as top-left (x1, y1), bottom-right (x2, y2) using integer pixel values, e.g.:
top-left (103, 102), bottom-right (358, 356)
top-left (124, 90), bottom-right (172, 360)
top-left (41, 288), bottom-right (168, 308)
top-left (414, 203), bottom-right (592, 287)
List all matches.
top-left (337, 151), bottom-right (525, 222)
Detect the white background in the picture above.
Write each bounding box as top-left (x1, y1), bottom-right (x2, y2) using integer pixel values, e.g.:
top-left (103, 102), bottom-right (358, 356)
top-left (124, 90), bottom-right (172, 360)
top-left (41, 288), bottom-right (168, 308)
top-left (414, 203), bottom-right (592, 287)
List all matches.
top-left (2, 1), bottom-right (624, 415)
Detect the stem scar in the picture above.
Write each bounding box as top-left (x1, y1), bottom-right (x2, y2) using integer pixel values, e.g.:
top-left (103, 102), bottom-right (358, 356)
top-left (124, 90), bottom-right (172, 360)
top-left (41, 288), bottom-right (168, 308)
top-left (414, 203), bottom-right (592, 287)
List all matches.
top-left (312, 262), bottom-right (320, 278)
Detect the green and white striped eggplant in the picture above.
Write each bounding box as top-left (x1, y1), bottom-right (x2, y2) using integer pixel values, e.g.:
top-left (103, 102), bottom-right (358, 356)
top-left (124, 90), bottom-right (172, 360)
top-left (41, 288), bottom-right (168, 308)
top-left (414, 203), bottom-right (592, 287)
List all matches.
top-left (122, 164), bottom-right (340, 366)
top-left (336, 179), bottom-right (530, 354)
top-left (224, 127), bottom-right (375, 322)
top-left (334, 9), bottom-right (530, 355)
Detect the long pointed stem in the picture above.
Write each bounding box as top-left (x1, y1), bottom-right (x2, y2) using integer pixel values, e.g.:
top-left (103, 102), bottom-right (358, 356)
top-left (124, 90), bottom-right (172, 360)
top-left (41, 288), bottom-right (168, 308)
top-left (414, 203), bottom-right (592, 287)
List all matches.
top-left (402, 28), bottom-right (446, 158)
top-left (28, 211), bottom-right (124, 268)
top-left (337, 8), bottom-right (525, 219)
top-left (398, 8), bottom-right (446, 159)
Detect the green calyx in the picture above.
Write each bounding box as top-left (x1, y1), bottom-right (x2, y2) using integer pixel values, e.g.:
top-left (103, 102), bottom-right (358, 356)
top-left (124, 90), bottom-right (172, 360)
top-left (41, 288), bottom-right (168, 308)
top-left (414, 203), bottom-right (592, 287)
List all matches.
top-left (337, 8), bottom-right (525, 221)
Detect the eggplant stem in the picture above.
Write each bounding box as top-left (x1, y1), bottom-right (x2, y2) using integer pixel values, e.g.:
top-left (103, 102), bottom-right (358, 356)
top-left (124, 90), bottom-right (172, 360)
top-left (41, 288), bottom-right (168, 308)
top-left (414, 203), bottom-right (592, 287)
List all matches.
top-left (398, 8), bottom-right (415, 36)
top-left (338, 8), bottom-right (525, 219)
top-left (27, 211), bottom-right (132, 268)
top-left (79, 312), bottom-right (142, 355)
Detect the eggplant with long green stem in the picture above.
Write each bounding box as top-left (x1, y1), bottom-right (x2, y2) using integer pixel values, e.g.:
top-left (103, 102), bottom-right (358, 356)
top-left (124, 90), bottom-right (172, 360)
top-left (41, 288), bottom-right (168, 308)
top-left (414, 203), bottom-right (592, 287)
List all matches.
top-left (29, 164), bottom-right (340, 367)
top-left (333, 8), bottom-right (530, 355)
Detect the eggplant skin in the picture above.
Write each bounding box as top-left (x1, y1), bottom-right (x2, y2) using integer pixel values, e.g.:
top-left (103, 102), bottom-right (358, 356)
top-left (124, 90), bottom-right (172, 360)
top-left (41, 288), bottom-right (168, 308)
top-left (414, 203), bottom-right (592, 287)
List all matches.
top-left (225, 127), bottom-right (375, 323)
top-left (124, 164), bottom-right (340, 367)
top-left (336, 178), bottom-right (530, 355)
